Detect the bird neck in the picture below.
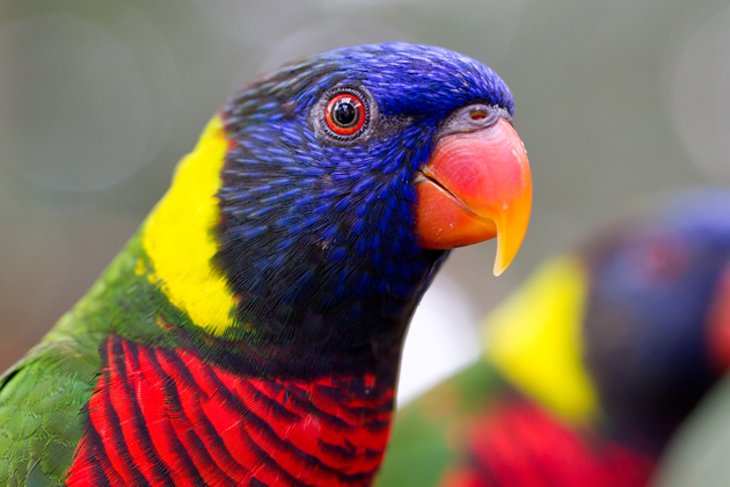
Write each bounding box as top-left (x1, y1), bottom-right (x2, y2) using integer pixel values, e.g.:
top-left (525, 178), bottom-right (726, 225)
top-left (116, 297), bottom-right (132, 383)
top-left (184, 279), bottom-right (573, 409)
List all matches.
top-left (120, 113), bottom-right (446, 382)
top-left (140, 115), bottom-right (239, 337)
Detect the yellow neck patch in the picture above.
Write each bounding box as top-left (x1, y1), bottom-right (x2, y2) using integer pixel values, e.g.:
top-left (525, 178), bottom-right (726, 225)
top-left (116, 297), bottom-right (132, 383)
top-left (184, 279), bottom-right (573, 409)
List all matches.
top-left (484, 256), bottom-right (599, 423)
top-left (141, 115), bottom-right (239, 336)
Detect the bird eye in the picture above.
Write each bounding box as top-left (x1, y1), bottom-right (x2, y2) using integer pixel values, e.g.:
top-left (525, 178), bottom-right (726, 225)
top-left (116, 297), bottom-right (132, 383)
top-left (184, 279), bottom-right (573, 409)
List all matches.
top-left (635, 238), bottom-right (690, 282)
top-left (323, 90), bottom-right (368, 138)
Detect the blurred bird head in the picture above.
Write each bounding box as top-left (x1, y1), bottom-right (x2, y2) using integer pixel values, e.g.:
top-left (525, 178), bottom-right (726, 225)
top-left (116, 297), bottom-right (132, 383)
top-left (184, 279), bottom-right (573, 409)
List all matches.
top-left (582, 190), bottom-right (730, 445)
top-left (487, 190), bottom-right (730, 449)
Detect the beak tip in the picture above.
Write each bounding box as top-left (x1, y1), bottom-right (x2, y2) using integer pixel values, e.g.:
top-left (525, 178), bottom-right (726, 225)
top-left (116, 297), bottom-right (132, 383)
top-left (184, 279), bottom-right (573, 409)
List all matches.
top-left (491, 214), bottom-right (529, 277)
top-left (492, 257), bottom-right (510, 277)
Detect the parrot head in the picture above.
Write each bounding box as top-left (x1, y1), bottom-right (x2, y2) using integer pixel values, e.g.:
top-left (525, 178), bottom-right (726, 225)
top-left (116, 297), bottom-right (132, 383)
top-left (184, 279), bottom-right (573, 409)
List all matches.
top-left (582, 190), bottom-right (730, 446)
top-left (142, 42), bottom-right (531, 377)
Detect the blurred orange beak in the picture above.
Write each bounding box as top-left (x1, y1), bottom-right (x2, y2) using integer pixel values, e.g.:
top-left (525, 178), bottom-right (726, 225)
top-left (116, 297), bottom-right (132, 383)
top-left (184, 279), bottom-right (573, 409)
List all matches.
top-left (415, 117), bottom-right (532, 276)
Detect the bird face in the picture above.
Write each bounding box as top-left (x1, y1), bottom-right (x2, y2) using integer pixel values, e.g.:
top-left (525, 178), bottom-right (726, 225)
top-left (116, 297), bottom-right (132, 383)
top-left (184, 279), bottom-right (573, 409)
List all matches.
top-left (216, 43), bottom-right (531, 342)
top-left (583, 192), bottom-right (730, 443)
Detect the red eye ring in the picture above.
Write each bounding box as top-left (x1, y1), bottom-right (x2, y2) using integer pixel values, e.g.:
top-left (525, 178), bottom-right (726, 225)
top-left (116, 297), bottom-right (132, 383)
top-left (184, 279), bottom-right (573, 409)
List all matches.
top-left (324, 92), bottom-right (367, 136)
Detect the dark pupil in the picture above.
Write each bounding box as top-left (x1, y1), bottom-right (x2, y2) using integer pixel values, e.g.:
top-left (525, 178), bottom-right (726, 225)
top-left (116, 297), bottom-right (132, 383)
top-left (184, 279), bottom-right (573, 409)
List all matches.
top-left (333, 99), bottom-right (358, 127)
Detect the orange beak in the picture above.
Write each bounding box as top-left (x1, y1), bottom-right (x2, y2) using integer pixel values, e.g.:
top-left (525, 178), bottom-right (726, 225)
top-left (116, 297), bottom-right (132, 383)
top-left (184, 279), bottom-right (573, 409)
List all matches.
top-left (415, 117), bottom-right (532, 276)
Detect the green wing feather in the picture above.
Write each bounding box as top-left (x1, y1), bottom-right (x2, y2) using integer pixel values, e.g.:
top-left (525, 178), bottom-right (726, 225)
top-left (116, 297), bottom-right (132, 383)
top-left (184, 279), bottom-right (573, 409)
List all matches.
top-left (0, 234), bottom-right (176, 485)
top-left (0, 341), bottom-right (98, 485)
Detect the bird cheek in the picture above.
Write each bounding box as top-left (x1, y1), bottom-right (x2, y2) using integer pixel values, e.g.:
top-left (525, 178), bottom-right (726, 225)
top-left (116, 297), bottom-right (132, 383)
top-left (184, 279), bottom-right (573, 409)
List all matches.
top-left (706, 264), bottom-right (730, 372)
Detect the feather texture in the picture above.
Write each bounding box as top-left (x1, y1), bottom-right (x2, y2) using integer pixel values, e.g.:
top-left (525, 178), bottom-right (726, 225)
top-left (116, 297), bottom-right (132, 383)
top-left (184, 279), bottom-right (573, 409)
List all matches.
top-left (0, 43), bottom-right (524, 485)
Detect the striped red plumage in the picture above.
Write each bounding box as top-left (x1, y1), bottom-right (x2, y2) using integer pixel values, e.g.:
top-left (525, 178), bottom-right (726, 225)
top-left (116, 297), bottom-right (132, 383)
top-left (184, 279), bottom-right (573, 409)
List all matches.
top-left (66, 336), bottom-right (394, 486)
top-left (440, 400), bottom-right (654, 487)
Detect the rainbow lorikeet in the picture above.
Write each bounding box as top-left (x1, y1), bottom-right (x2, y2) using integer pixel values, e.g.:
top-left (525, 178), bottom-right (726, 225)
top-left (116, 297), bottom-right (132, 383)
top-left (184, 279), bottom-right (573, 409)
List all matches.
top-left (0, 43), bottom-right (532, 486)
top-left (637, 193), bottom-right (730, 487)
top-left (377, 191), bottom-right (730, 487)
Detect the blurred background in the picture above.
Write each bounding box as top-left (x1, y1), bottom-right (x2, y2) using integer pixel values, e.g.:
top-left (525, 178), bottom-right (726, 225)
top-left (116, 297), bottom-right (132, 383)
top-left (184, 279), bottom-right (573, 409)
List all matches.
top-left (1, 0), bottom-right (729, 404)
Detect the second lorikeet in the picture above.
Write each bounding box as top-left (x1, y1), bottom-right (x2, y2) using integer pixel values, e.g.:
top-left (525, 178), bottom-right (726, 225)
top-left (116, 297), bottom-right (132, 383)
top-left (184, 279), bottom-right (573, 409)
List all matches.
top-left (634, 193), bottom-right (730, 487)
top-left (377, 191), bottom-right (730, 487)
top-left (0, 43), bottom-right (532, 486)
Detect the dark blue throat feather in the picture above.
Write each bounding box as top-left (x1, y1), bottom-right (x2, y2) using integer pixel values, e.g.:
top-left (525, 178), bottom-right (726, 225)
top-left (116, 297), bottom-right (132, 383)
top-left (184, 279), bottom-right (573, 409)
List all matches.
top-left (211, 43), bottom-right (513, 378)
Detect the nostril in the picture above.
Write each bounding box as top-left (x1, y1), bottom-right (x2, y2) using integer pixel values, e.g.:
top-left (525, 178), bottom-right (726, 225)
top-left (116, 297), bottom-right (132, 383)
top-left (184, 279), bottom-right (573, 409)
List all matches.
top-left (439, 104), bottom-right (504, 138)
top-left (470, 109), bottom-right (488, 121)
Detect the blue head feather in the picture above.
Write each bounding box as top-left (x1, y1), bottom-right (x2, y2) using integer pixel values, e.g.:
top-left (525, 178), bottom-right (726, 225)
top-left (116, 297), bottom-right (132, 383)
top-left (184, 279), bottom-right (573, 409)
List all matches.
top-left (213, 43), bottom-right (513, 376)
top-left (582, 190), bottom-right (730, 446)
